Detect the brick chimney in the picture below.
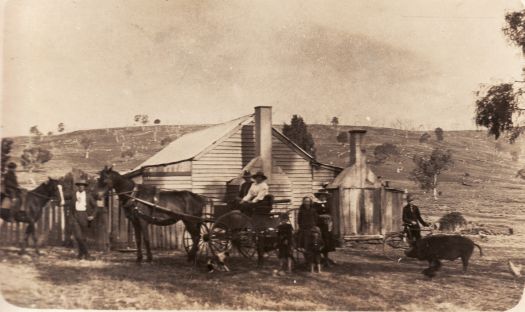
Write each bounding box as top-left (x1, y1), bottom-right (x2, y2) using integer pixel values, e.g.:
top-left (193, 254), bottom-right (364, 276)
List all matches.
top-left (255, 106), bottom-right (272, 179)
top-left (348, 129), bottom-right (367, 168)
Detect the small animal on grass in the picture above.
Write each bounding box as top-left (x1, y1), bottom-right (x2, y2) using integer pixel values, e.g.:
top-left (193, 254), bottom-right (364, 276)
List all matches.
top-left (404, 235), bottom-right (482, 277)
top-left (277, 214), bottom-right (294, 273)
top-left (306, 227), bottom-right (325, 273)
top-left (207, 251), bottom-right (230, 273)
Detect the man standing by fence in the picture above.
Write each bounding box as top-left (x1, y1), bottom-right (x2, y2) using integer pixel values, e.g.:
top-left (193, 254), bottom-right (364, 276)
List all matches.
top-left (69, 179), bottom-right (98, 260)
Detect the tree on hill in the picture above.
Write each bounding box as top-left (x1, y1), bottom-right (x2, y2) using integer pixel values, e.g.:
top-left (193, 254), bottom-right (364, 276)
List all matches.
top-left (283, 115), bottom-right (316, 158)
top-left (331, 117), bottom-right (339, 128)
top-left (160, 136), bottom-right (172, 146)
top-left (336, 132), bottom-right (347, 144)
top-left (1, 138), bottom-right (14, 173)
top-left (141, 115), bottom-right (149, 128)
top-left (121, 149), bottom-right (135, 162)
top-left (58, 123), bottom-right (65, 133)
top-left (20, 147), bottom-right (52, 173)
top-left (434, 127), bottom-right (444, 141)
top-left (47, 131), bottom-right (53, 136)
top-left (374, 143), bottom-right (400, 164)
top-left (474, 11), bottom-right (525, 142)
top-left (29, 125), bottom-right (43, 143)
top-left (419, 132), bottom-right (431, 143)
top-left (80, 137), bottom-right (94, 159)
top-left (153, 119), bottom-right (161, 141)
top-left (410, 148), bottom-right (453, 200)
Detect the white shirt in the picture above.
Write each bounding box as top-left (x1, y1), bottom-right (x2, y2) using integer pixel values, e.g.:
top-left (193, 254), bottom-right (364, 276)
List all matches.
top-left (75, 191), bottom-right (87, 211)
top-left (242, 181), bottom-right (269, 203)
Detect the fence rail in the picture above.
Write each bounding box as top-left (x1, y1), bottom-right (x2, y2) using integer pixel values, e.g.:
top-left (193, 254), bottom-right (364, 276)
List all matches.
top-left (0, 194), bottom-right (189, 251)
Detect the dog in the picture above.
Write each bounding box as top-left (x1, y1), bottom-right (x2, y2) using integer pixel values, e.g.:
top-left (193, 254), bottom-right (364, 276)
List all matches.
top-left (206, 251), bottom-right (230, 273)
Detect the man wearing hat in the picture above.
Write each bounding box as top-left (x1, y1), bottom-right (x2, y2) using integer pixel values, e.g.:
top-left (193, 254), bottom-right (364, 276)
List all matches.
top-left (314, 189), bottom-right (336, 266)
top-left (402, 194), bottom-right (429, 245)
top-left (69, 179), bottom-right (98, 260)
top-left (239, 171), bottom-right (269, 215)
top-left (4, 162), bottom-right (22, 221)
top-left (238, 170), bottom-right (253, 199)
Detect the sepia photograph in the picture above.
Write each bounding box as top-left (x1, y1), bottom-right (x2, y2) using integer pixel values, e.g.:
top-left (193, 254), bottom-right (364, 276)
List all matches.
top-left (1, 0), bottom-right (525, 311)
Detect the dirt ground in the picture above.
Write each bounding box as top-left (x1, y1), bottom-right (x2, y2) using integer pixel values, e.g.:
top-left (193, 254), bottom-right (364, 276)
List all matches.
top-left (0, 231), bottom-right (524, 311)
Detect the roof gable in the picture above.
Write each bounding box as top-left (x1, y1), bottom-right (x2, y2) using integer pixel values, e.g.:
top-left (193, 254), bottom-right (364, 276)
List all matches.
top-left (130, 114), bottom-right (342, 175)
top-left (133, 115), bottom-right (253, 170)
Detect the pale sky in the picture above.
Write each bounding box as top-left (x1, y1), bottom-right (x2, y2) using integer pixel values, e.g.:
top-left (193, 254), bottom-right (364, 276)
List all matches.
top-left (2, 0), bottom-right (524, 136)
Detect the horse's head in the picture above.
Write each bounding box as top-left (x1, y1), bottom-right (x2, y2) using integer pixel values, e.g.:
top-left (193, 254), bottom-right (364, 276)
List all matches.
top-left (96, 165), bottom-right (114, 197)
top-left (42, 177), bottom-right (64, 205)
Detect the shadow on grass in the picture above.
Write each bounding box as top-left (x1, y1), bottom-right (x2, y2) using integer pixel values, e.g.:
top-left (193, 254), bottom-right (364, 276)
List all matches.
top-left (4, 245), bottom-right (522, 310)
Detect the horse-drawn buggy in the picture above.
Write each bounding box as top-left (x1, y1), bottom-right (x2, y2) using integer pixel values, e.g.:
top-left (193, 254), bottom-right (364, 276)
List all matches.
top-left (94, 166), bottom-right (333, 271)
top-left (131, 192), bottom-right (312, 268)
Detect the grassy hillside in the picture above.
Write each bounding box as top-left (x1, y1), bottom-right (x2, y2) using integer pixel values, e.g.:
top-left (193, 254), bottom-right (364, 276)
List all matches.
top-left (4, 124), bottom-right (525, 223)
top-left (6, 125), bottom-right (207, 184)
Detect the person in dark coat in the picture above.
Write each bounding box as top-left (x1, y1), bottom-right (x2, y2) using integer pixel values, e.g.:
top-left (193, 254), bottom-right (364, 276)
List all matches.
top-left (4, 162), bottom-right (22, 221)
top-left (402, 194), bottom-right (429, 245)
top-left (298, 196), bottom-right (319, 249)
top-left (69, 179), bottom-right (98, 260)
top-left (314, 189), bottom-right (336, 265)
top-left (238, 171), bottom-right (253, 199)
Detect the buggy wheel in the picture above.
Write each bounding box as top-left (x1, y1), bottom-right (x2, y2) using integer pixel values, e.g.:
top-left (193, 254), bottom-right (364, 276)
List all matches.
top-left (383, 233), bottom-right (410, 261)
top-left (208, 221), bottom-right (233, 255)
top-left (183, 214), bottom-right (214, 256)
top-left (233, 229), bottom-right (257, 259)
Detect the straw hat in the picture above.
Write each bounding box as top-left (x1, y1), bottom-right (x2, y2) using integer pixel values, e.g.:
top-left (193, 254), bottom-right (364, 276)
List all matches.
top-left (314, 189), bottom-right (331, 198)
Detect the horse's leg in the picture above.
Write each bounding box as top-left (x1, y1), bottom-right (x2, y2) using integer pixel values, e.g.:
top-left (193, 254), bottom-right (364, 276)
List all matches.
top-left (131, 218), bottom-right (143, 263)
top-left (30, 222), bottom-right (40, 256)
top-left (184, 221), bottom-right (200, 262)
top-left (140, 219), bottom-right (152, 262)
top-left (19, 223), bottom-right (31, 255)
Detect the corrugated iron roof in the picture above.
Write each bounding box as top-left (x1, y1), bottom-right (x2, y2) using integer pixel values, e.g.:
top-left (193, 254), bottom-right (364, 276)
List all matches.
top-left (133, 114), bottom-right (254, 170)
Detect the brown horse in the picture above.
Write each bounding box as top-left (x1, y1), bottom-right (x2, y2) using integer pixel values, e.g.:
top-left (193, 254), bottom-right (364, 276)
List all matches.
top-left (96, 166), bottom-right (210, 263)
top-left (0, 178), bottom-right (63, 255)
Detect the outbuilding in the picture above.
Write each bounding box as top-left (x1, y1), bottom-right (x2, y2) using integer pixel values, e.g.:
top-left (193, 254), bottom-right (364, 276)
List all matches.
top-left (326, 130), bottom-right (405, 240)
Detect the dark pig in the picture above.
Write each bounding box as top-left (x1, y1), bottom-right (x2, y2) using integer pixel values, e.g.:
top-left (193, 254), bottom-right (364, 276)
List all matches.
top-left (405, 235), bottom-right (482, 277)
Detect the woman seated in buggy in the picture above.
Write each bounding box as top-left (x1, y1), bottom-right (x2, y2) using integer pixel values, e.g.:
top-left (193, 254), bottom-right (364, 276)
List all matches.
top-left (229, 171), bottom-right (272, 217)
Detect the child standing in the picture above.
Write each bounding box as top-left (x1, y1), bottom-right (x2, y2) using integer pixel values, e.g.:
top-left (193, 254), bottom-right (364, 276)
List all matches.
top-left (277, 214), bottom-right (294, 273)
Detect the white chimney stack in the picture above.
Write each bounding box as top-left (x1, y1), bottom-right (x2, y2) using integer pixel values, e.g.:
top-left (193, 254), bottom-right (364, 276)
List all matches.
top-left (348, 129), bottom-right (367, 168)
top-left (255, 106), bottom-right (272, 179)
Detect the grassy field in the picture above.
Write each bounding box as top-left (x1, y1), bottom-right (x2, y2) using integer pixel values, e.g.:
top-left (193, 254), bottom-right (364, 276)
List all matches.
top-left (2, 124), bottom-right (525, 310)
top-left (0, 230), bottom-right (523, 310)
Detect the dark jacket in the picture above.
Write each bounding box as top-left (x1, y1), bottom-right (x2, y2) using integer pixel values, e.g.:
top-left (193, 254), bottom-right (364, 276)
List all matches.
top-left (277, 223), bottom-right (294, 258)
top-left (315, 201), bottom-right (330, 215)
top-left (71, 191), bottom-right (99, 218)
top-left (4, 170), bottom-right (20, 197)
top-left (402, 204), bottom-right (428, 227)
top-left (298, 205), bottom-right (318, 230)
top-left (239, 181), bottom-right (253, 198)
